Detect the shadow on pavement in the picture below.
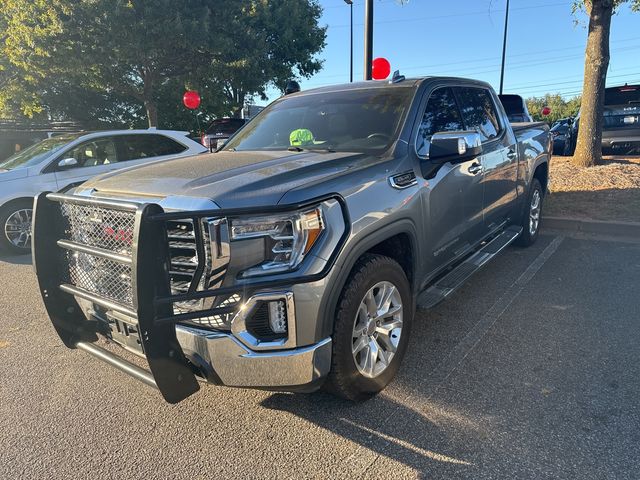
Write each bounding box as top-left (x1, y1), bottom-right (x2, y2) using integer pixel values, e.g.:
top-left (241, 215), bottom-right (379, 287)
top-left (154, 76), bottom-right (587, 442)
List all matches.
top-left (260, 390), bottom-right (477, 475)
top-left (0, 251), bottom-right (32, 265)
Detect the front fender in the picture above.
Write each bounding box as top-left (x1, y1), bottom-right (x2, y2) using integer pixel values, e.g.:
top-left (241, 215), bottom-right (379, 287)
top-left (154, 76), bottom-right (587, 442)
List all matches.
top-left (313, 217), bottom-right (420, 343)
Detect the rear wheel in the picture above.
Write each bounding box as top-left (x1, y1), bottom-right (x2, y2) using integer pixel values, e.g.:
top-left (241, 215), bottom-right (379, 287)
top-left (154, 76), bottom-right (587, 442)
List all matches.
top-left (515, 178), bottom-right (543, 248)
top-left (0, 200), bottom-right (33, 254)
top-left (325, 254), bottom-right (412, 401)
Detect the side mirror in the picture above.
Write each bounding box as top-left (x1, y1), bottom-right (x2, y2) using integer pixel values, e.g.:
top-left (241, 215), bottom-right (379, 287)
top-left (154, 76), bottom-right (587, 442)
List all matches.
top-left (57, 157), bottom-right (78, 170)
top-left (429, 131), bottom-right (483, 163)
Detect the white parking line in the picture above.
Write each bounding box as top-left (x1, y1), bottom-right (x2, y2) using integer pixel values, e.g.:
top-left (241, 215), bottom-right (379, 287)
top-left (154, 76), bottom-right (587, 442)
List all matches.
top-left (348, 234), bottom-right (565, 478)
top-left (420, 234), bottom-right (565, 395)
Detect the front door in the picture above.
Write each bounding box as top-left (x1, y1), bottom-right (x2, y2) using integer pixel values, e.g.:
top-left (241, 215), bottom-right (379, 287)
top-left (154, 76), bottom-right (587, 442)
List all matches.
top-left (53, 137), bottom-right (120, 191)
top-left (415, 87), bottom-right (485, 275)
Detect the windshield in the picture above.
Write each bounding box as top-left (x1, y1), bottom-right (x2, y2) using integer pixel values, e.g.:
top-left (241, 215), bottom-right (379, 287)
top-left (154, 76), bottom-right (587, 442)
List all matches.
top-left (224, 88), bottom-right (413, 154)
top-left (0, 134), bottom-right (80, 171)
top-left (550, 123), bottom-right (568, 133)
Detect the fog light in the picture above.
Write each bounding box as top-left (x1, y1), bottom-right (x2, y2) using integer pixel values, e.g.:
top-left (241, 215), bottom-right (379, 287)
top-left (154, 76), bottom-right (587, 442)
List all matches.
top-left (268, 300), bottom-right (287, 334)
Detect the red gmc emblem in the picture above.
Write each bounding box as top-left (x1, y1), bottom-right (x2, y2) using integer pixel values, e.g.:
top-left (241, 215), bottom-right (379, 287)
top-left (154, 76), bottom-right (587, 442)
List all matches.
top-left (103, 226), bottom-right (133, 244)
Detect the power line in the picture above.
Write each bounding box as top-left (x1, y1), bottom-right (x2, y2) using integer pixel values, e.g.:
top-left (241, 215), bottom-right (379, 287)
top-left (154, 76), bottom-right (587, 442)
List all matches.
top-left (327, 1), bottom-right (570, 28)
top-left (308, 35), bottom-right (640, 81)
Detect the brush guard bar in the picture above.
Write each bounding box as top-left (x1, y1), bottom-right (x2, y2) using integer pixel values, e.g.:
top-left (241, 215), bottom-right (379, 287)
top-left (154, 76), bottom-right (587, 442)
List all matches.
top-left (32, 191), bottom-right (349, 403)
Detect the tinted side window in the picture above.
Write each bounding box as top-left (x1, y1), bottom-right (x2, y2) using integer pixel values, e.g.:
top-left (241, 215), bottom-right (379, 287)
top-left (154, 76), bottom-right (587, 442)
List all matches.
top-left (61, 138), bottom-right (118, 167)
top-left (416, 87), bottom-right (464, 157)
top-left (117, 134), bottom-right (187, 161)
top-left (455, 87), bottom-right (502, 142)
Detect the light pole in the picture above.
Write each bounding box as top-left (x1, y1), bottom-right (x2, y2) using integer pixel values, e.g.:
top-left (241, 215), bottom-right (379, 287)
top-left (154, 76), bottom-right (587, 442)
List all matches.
top-left (344, 0), bottom-right (353, 82)
top-left (499, 0), bottom-right (510, 95)
top-left (364, 0), bottom-right (373, 80)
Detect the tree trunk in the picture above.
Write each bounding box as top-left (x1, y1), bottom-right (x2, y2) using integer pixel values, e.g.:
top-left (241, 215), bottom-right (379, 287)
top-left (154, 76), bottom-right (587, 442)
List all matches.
top-left (145, 100), bottom-right (158, 128)
top-left (230, 87), bottom-right (245, 119)
top-left (572, 0), bottom-right (613, 168)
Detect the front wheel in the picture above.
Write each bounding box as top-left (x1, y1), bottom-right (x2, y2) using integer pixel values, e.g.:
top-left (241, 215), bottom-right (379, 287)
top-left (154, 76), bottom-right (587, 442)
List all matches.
top-left (325, 254), bottom-right (413, 401)
top-left (515, 178), bottom-right (543, 247)
top-left (0, 200), bottom-right (34, 254)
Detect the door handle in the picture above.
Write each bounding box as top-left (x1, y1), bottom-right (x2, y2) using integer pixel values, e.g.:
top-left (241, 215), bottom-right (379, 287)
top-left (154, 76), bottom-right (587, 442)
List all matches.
top-left (468, 162), bottom-right (482, 175)
top-left (507, 149), bottom-right (517, 160)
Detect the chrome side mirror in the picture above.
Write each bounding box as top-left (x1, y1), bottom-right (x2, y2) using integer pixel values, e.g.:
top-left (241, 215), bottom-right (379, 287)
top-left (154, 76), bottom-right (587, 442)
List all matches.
top-left (57, 157), bottom-right (78, 169)
top-left (429, 131), bottom-right (483, 163)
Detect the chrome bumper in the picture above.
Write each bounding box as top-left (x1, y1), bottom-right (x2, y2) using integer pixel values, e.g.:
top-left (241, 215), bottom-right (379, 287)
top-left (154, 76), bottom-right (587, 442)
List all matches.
top-left (175, 325), bottom-right (332, 390)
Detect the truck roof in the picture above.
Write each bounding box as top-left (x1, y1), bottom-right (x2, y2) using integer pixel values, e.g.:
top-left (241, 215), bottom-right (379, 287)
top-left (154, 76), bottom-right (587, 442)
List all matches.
top-left (291, 76), bottom-right (494, 97)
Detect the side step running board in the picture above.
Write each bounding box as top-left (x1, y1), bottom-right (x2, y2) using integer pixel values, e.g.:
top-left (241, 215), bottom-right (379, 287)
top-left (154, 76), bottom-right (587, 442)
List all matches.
top-left (417, 226), bottom-right (522, 309)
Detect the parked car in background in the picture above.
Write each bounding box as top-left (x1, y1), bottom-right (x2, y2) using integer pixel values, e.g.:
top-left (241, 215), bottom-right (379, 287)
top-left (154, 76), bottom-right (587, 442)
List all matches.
top-left (550, 117), bottom-right (574, 155)
top-left (0, 129), bottom-right (206, 253)
top-left (498, 94), bottom-right (534, 123)
top-left (201, 118), bottom-right (248, 151)
top-left (32, 77), bottom-right (551, 404)
top-left (565, 84), bottom-right (640, 155)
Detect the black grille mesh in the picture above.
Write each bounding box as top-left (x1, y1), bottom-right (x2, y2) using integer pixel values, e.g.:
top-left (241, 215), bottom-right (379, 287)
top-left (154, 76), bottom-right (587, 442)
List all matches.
top-left (60, 203), bottom-right (136, 255)
top-left (65, 251), bottom-right (134, 305)
top-left (59, 203), bottom-right (136, 306)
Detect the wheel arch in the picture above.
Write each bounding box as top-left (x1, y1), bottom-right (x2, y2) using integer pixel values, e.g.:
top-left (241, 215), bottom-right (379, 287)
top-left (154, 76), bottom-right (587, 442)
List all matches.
top-left (532, 160), bottom-right (549, 195)
top-left (315, 219), bottom-right (420, 341)
top-left (0, 196), bottom-right (35, 213)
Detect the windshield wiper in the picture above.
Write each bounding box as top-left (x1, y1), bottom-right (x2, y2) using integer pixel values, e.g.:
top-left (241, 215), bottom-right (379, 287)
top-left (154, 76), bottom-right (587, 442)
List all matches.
top-left (287, 146), bottom-right (336, 153)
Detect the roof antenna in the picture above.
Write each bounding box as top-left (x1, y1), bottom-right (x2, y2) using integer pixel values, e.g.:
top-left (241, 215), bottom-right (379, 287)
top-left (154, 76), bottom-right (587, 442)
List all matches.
top-left (390, 70), bottom-right (405, 84)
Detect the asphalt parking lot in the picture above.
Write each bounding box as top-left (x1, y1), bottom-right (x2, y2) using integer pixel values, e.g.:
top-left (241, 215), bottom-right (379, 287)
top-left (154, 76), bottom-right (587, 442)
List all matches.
top-left (1, 231), bottom-right (640, 479)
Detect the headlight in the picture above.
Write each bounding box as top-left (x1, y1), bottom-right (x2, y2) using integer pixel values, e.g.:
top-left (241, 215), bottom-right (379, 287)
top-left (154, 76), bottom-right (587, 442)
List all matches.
top-left (230, 207), bottom-right (324, 277)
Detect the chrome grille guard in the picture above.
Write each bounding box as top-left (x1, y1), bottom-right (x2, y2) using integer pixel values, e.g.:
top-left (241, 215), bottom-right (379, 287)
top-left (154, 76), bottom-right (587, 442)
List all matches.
top-left (32, 191), bottom-right (349, 403)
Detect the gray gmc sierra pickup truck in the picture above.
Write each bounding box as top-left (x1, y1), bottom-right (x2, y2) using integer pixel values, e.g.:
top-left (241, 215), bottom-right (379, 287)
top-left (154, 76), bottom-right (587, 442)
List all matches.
top-left (33, 76), bottom-right (551, 403)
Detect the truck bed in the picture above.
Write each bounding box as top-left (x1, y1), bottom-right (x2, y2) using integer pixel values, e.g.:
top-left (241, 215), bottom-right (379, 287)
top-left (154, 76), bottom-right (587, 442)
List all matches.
top-left (510, 121), bottom-right (549, 133)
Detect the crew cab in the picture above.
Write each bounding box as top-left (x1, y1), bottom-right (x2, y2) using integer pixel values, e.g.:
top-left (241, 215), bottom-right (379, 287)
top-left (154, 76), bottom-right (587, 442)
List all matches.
top-left (32, 77), bottom-right (551, 403)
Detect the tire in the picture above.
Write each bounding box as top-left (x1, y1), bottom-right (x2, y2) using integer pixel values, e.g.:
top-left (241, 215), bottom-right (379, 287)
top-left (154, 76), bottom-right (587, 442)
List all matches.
top-left (324, 254), bottom-right (413, 401)
top-left (563, 136), bottom-right (575, 156)
top-left (515, 178), bottom-right (543, 248)
top-left (0, 199), bottom-right (34, 254)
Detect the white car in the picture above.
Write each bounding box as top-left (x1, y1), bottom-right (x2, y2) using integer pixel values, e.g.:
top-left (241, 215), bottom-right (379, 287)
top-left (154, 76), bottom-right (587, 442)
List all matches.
top-left (0, 129), bottom-right (207, 253)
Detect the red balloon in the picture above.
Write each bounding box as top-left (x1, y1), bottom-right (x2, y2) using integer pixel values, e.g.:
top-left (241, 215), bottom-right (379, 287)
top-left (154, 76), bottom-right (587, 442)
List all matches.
top-left (372, 57), bottom-right (391, 80)
top-left (542, 106), bottom-right (551, 116)
top-left (183, 90), bottom-right (201, 110)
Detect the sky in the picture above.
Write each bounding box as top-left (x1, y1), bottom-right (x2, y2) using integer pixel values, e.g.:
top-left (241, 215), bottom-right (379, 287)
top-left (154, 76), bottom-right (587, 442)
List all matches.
top-left (262, 0), bottom-right (640, 103)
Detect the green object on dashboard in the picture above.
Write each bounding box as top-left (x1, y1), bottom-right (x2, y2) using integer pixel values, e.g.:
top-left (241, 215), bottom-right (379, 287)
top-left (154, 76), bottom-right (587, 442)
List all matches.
top-left (289, 128), bottom-right (315, 146)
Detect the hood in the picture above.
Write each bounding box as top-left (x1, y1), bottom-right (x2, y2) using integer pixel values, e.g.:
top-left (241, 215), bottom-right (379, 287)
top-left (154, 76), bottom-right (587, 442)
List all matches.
top-left (0, 168), bottom-right (29, 182)
top-left (82, 150), bottom-right (371, 208)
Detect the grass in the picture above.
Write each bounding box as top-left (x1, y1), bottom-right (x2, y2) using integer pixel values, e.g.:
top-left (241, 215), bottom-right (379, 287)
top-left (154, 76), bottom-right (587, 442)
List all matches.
top-left (544, 155), bottom-right (640, 223)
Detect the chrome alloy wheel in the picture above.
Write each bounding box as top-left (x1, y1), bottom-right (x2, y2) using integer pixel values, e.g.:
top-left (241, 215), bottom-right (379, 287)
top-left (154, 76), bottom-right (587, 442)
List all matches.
top-left (351, 281), bottom-right (403, 378)
top-left (529, 189), bottom-right (541, 236)
top-left (4, 208), bottom-right (33, 249)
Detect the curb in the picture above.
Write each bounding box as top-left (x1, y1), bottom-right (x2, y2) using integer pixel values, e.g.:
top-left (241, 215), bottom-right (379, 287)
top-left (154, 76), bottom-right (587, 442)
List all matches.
top-left (543, 216), bottom-right (640, 238)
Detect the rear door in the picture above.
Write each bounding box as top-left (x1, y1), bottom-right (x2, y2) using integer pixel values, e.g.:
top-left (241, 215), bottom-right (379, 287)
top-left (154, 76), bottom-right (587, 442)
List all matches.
top-left (114, 134), bottom-right (189, 167)
top-left (454, 86), bottom-right (518, 233)
top-left (415, 86), bottom-right (485, 273)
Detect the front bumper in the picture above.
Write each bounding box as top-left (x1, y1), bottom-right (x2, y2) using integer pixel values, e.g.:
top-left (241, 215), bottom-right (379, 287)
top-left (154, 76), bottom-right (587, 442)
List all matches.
top-left (32, 191), bottom-right (348, 403)
top-left (176, 325), bottom-right (331, 390)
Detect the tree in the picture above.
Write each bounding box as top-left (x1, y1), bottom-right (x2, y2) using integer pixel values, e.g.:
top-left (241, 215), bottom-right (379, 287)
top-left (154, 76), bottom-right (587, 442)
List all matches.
top-left (0, 0), bottom-right (326, 128)
top-left (527, 93), bottom-right (581, 123)
top-left (572, 0), bottom-right (639, 167)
